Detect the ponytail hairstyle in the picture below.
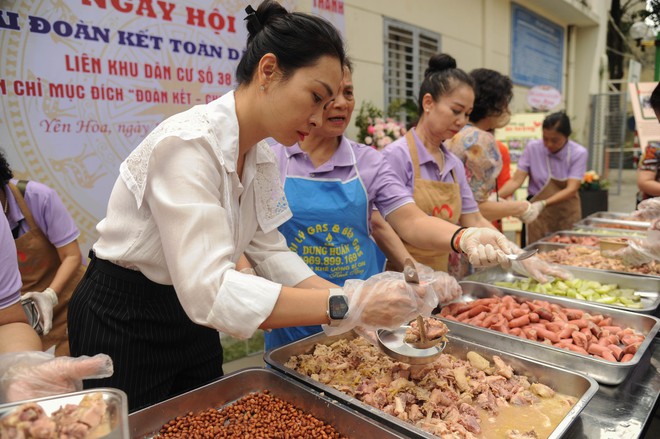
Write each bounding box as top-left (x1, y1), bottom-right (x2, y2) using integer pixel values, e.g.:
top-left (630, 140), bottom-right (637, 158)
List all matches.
top-left (0, 150), bottom-right (13, 185)
top-left (236, 0), bottom-right (345, 86)
top-left (417, 53), bottom-right (474, 115)
top-left (468, 68), bottom-right (513, 123)
top-left (543, 111), bottom-right (572, 137)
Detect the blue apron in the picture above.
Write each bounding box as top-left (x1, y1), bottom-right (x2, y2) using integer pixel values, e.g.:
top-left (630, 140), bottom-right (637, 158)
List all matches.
top-left (265, 148), bottom-right (385, 350)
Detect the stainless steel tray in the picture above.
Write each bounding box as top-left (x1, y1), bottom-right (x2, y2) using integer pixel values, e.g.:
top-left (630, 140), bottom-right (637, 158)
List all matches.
top-left (571, 225), bottom-right (647, 237)
top-left (539, 230), bottom-right (632, 246)
top-left (466, 265), bottom-right (660, 314)
top-left (586, 211), bottom-right (639, 221)
top-left (265, 332), bottom-right (598, 439)
top-left (524, 242), bottom-right (660, 280)
top-left (0, 388), bottom-right (128, 438)
top-left (574, 218), bottom-right (650, 231)
top-left (129, 367), bottom-right (406, 439)
top-left (451, 281), bottom-right (660, 385)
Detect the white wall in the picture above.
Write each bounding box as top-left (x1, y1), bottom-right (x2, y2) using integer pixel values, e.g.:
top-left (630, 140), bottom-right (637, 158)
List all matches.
top-left (342, 0), bottom-right (607, 145)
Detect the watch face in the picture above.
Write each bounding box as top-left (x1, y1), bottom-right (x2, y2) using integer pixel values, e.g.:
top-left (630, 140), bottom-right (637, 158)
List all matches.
top-left (329, 295), bottom-right (349, 320)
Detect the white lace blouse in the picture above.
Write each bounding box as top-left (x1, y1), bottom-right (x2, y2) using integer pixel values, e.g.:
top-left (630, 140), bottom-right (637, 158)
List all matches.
top-left (94, 91), bottom-right (315, 339)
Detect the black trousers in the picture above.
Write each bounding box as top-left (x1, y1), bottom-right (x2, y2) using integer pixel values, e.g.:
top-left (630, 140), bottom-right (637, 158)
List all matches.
top-left (68, 253), bottom-right (223, 412)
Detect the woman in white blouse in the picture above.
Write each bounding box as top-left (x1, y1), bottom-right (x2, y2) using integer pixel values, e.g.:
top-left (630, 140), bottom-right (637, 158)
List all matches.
top-left (68, 1), bottom-right (514, 411)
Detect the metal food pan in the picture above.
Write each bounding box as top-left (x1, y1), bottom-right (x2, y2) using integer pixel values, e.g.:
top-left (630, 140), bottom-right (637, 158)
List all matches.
top-left (466, 265), bottom-right (660, 314)
top-left (539, 230), bottom-right (633, 246)
top-left (574, 218), bottom-right (650, 231)
top-left (571, 225), bottom-right (647, 237)
top-left (0, 388), bottom-right (128, 439)
top-left (451, 281), bottom-right (660, 384)
top-left (586, 211), bottom-right (639, 221)
top-left (265, 332), bottom-right (598, 439)
top-left (524, 242), bottom-right (660, 280)
top-left (129, 367), bottom-right (406, 439)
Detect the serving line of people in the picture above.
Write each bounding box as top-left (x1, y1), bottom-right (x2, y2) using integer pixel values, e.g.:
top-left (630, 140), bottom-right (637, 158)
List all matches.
top-left (374, 55), bottom-right (570, 281)
top-left (0, 1), bottom-right (576, 412)
top-left (57, 1), bottom-right (521, 412)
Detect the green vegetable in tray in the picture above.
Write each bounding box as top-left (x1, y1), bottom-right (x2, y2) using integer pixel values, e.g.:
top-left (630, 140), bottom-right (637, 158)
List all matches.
top-left (494, 278), bottom-right (643, 309)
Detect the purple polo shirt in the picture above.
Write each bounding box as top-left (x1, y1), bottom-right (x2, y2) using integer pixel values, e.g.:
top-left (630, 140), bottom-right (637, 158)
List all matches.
top-left (270, 136), bottom-right (414, 219)
top-left (518, 139), bottom-right (588, 196)
top-left (3, 179), bottom-right (80, 248)
top-left (380, 128), bottom-right (480, 214)
top-left (0, 216), bottom-right (22, 309)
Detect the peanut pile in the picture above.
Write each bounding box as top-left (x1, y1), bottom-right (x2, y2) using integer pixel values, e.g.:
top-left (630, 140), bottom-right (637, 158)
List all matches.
top-left (154, 390), bottom-right (347, 439)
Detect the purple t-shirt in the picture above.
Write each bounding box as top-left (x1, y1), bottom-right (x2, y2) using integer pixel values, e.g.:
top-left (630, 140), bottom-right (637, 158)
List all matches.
top-left (271, 136), bottom-right (414, 219)
top-left (380, 128), bottom-right (480, 214)
top-left (3, 179), bottom-right (80, 247)
top-left (0, 216), bottom-right (22, 309)
top-left (517, 139), bottom-right (588, 196)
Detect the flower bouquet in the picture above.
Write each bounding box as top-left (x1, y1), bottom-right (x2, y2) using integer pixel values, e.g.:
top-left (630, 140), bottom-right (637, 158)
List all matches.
top-left (580, 170), bottom-right (609, 191)
top-left (355, 101), bottom-right (406, 149)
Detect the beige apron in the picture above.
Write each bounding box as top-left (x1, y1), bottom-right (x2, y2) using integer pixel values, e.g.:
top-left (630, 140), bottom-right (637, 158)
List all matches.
top-left (527, 150), bottom-right (582, 244)
top-left (9, 183), bottom-right (85, 356)
top-left (401, 131), bottom-right (462, 272)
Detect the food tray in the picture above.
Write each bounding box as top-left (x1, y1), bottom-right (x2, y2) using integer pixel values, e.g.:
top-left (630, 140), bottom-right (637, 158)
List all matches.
top-left (466, 265), bottom-right (660, 314)
top-left (524, 242), bottom-right (660, 280)
top-left (573, 218), bottom-right (650, 232)
top-left (539, 230), bottom-right (634, 246)
top-left (0, 388), bottom-right (128, 439)
top-left (129, 367), bottom-right (406, 438)
top-left (571, 225), bottom-right (647, 237)
top-left (451, 281), bottom-right (660, 384)
top-left (265, 332), bottom-right (598, 439)
top-left (585, 211), bottom-right (639, 221)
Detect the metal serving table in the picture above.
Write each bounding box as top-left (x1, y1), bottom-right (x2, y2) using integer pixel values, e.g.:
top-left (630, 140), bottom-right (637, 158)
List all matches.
top-left (564, 337), bottom-right (659, 438)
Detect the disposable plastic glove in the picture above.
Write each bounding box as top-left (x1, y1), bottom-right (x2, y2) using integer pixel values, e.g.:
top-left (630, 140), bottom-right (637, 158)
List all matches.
top-left (459, 227), bottom-right (512, 268)
top-left (21, 287), bottom-right (58, 335)
top-left (509, 243), bottom-right (573, 283)
top-left (518, 200), bottom-right (546, 224)
top-left (414, 262), bottom-right (463, 304)
top-left (631, 197), bottom-right (660, 221)
top-left (602, 226), bottom-right (660, 266)
top-left (0, 351), bottom-right (113, 403)
top-left (323, 270), bottom-right (440, 337)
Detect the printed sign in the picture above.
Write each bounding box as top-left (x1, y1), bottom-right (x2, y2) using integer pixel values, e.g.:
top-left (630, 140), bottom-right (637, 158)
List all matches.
top-left (527, 85), bottom-right (562, 111)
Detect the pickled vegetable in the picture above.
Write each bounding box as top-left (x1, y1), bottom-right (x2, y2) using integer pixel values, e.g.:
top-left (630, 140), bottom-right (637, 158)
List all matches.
top-left (494, 278), bottom-right (643, 309)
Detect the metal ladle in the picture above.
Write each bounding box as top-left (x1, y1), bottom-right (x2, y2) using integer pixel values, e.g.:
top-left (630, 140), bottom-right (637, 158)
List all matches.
top-left (506, 248), bottom-right (538, 261)
top-left (376, 259), bottom-right (446, 364)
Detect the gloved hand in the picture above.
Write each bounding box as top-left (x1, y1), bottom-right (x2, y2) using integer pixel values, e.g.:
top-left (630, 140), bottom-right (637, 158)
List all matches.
top-left (458, 227), bottom-right (512, 268)
top-left (509, 242), bottom-right (573, 283)
top-left (631, 197), bottom-right (660, 221)
top-left (21, 288), bottom-right (58, 335)
top-left (518, 200), bottom-right (546, 224)
top-left (414, 262), bottom-right (463, 304)
top-left (0, 351), bottom-right (113, 402)
top-left (323, 270), bottom-right (440, 337)
top-left (602, 227), bottom-right (660, 266)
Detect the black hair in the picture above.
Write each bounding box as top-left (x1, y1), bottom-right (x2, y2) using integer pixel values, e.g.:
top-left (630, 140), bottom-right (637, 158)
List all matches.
top-left (651, 82), bottom-right (660, 113)
top-left (543, 111), bottom-right (572, 137)
top-left (0, 150), bottom-right (13, 185)
top-left (469, 68), bottom-right (513, 123)
top-left (417, 53), bottom-right (474, 115)
top-left (236, 0), bottom-right (345, 85)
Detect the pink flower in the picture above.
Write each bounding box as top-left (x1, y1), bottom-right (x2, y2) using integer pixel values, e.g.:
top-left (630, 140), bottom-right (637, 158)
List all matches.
top-left (367, 125), bottom-right (375, 135)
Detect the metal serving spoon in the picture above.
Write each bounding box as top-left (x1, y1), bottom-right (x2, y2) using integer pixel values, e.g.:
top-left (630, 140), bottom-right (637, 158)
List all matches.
top-left (506, 248), bottom-right (538, 261)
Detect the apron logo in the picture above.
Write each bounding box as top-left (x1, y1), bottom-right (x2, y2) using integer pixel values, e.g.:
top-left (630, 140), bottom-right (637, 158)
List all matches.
top-left (432, 204), bottom-right (453, 219)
